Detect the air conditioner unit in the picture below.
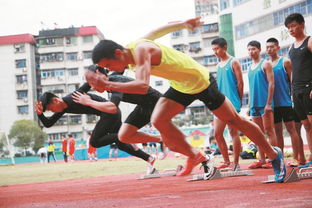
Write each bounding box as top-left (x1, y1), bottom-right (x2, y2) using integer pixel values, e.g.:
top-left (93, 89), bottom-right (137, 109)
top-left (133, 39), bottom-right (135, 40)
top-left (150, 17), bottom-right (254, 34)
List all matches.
top-left (22, 68), bottom-right (27, 72)
top-left (23, 98), bottom-right (28, 103)
top-left (58, 77), bottom-right (64, 81)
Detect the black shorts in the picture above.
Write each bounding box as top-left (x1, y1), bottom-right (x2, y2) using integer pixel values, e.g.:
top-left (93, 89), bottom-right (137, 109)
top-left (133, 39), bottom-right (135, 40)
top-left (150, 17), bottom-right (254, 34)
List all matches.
top-left (163, 75), bottom-right (225, 111)
top-left (293, 92), bottom-right (312, 121)
top-left (124, 105), bottom-right (155, 129)
top-left (273, 106), bottom-right (295, 124)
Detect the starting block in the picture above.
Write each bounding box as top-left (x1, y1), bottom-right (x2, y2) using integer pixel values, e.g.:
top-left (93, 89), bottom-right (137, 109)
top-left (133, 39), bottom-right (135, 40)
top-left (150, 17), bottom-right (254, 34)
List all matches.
top-left (188, 167), bottom-right (253, 181)
top-left (262, 167), bottom-right (312, 183)
top-left (138, 165), bottom-right (183, 180)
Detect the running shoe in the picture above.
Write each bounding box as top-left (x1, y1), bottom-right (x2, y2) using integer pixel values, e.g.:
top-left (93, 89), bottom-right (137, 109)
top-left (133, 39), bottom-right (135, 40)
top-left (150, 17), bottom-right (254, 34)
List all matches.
top-left (270, 146), bottom-right (286, 183)
top-left (298, 160), bottom-right (312, 168)
top-left (288, 160), bottom-right (299, 167)
top-left (217, 162), bottom-right (231, 169)
top-left (261, 162), bottom-right (272, 169)
top-left (148, 155), bottom-right (156, 166)
top-left (233, 164), bottom-right (241, 171)
top-left (176, 153), bottom-right (206, 176)
top-left (248, 161), bottom-right (263, 169)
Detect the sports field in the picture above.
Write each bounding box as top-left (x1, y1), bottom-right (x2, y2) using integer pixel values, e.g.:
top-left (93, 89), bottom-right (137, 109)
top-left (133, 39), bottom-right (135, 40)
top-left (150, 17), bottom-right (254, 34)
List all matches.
top-left (1, 155), bottom-right (311, 208)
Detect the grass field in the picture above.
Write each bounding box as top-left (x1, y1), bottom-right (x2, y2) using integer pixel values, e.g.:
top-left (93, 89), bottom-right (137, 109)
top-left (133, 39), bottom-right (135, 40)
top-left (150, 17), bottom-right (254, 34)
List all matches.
top-left (0, 155), bottom-right (265, 186)
top-left (0, 157), bottom-right (188, 186)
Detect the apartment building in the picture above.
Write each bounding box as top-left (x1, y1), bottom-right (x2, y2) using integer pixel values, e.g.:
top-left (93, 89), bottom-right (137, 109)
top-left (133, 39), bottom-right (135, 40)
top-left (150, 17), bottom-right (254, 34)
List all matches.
top-left (0, 34), bottom-right (38, 134)
top-left (36, 26), bottom-right (108, 141)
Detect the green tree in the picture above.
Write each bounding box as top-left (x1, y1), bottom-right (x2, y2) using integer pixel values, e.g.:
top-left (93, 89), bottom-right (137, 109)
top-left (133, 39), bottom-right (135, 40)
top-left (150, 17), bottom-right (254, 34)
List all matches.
top-left (8, 120), bottom-right (47, 155)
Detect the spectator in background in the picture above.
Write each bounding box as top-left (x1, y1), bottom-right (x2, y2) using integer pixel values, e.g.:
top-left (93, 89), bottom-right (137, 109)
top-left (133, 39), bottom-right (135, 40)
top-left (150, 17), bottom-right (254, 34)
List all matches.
top-left (47, 140), bottom-right (56, 163)
top-left (61, 135), bottom-right (68, 162)
top-left (87, 132), bottom-right (98, 161)
top-left (37, 146), bottom-right (47, 164)
top-left (109, 143), bottom-right (118, 160)
top-left (68, 134), bottom-right (76, 161)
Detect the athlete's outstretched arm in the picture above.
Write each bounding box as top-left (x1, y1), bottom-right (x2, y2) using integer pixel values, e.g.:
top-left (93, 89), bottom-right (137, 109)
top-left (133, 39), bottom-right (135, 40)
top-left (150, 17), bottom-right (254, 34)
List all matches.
top-left (72, 92), bottom-right (117, 114)
top-left (142, 17), bottom-right (203, 40)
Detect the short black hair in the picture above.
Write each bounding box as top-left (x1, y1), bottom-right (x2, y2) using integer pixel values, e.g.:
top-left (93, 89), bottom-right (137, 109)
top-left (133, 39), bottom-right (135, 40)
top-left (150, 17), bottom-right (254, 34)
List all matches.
top-left (211, 37), bottom-right (227, 47)
top-left (40, 92), bottom-right (58, 112)
top-left (68, 134), bottom-right (73, 137)
top-left (247, 40), bottom-right (261, 49)
top-left (284, 13), bottom-right (305, 27)
top-left (92, 40), bottom-right (124, 64)
top-left (266, 37), bottom-right (279, 45)
top-left (87, 65), bottom-right (108, 76)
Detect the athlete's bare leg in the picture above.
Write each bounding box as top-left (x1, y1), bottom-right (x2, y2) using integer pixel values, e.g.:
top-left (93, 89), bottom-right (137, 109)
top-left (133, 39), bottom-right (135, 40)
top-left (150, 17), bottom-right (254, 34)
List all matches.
top-left (302, 118), bottom-right (312, 161)
top-left (212, 98), bottom-right (277, 159)
top-left (214, 117), bottom-right (231, 164)
top-left (284, 121), bottom-right (301, 162)
top-left (118, 124), bottom-right (161, 144)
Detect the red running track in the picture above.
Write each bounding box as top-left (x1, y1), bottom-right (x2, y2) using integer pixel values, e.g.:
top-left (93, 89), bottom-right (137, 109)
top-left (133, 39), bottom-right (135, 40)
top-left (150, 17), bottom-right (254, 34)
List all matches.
top-left (1, 165), bottom-right (312, 208)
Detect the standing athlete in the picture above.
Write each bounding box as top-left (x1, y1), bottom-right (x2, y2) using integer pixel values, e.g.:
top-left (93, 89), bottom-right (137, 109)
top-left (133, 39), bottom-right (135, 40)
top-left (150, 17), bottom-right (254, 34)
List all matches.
top-left (211, 37), bottom-right (243, 170)
top-left (285, 13), bottom-right (312, 167)
top-left (266, 37), bottom-right (306, 166)
top-left (246, 40), bottom-right (278, 169)
top-left (34, 82), bottom-right (157, 172)
top-left (86, 17), bottom-right (286, 181)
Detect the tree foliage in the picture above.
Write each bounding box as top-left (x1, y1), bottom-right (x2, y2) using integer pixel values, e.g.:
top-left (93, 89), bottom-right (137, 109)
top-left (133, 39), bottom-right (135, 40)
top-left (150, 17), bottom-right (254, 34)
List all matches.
top-left (8, 120), bottom-right (47, 154)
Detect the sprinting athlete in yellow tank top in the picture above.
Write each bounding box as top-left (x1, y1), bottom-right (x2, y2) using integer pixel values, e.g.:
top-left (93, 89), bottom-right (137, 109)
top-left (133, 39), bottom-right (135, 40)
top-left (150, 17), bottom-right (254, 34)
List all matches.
top-left (85, 17), bottom-right (286, 181)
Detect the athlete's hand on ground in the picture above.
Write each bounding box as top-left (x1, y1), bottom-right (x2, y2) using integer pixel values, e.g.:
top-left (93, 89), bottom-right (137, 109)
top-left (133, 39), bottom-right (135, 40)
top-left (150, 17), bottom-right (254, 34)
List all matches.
top-left (72, 92), bottom-right (91, 105)
top-left (34, 101), bottom-right (43, 115)
top-left (184, 17), bottom-right (203, 31)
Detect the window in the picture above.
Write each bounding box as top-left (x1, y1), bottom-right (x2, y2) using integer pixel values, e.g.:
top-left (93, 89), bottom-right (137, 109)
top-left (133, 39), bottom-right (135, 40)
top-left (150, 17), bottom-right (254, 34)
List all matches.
top-left (220, 0), bottom-right (230, 10)
top-left (68, 84), bottom-right (79, 92)
top-left (40, 53), bottom-right (64, 62)
top-left (17, 105), bottom-right (28, 114)
top-left (173, 44), bottom-right (185, 52)
top-left (41, 69), bottom-right (65, 79)
top-left (83, 51), bottom-right (92, 59)
top-left (171, 30), bottom-right (183, 38)
top-left (242, 93), bottom-right (249, 106)
top-left (43, 85), bottom-right (66, 94)
top-left (66, 52), bottom-right (78, 61)
top-left (68, 68), bottom-right (78, 76)
top-left (16, 75), bottom-right (27, 84)
top-left (188, 30), bottom-right (198, 36)
top-left (55, 116), bottom-right (68, 126)
top-left (66, 37), bottom-right (77, 45)
top-left (202, 23), bottom-right (218, 33)
top-left (233, 0), bottom-right (249, 6)
top-left (87, 115), bottom-right (97, 123)
top-left (82, 35), bottom-right (93, 43)
top-left (69, 115), bottom-right (82, 124)
top-left (14, 44), bottom-right (25, 53)
top-left (239, 57), bottom-right (252, 72)
top-left (203, 55), bottom-right (218, 65)
top-left (155, 80), bottom-right (163, 86)
top-left (15, 59), bottom-right (26, 68)
top-left (17, 90), bottom-right (28, 99)
top-left (189, 42), bottom-right (201, 52)
top-left (48, 132), bottom-right (67, 141)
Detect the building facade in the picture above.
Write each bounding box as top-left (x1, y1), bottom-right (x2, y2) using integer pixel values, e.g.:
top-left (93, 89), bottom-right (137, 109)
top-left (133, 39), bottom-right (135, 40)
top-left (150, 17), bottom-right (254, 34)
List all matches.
top-left (0, 34), bottom-right (38, 134)
top-left (36, 26), bottom-right (106, 141)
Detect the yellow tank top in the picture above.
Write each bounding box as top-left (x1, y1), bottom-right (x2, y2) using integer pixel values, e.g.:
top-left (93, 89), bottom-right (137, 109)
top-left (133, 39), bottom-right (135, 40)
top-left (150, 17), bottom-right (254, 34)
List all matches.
top-left (127, 39), bottom-right (210, 94)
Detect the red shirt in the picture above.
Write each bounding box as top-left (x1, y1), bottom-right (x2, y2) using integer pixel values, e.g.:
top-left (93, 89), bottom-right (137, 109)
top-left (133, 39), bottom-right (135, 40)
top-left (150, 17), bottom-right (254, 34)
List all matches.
top-left (62, 139), bottom-right (67, 152)
top-left (69, 138), bottom-right (76, 155)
